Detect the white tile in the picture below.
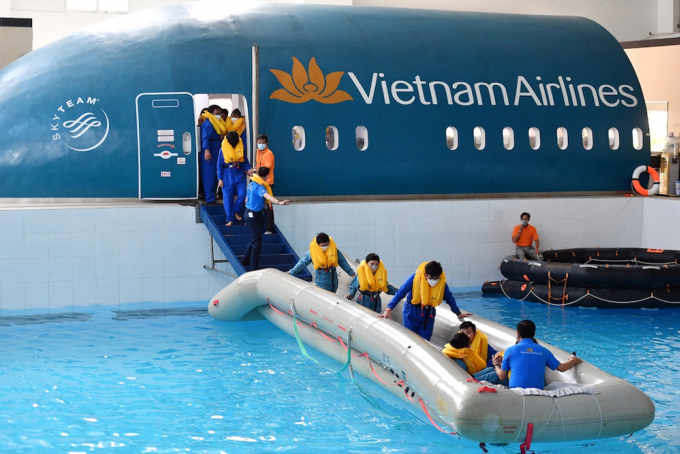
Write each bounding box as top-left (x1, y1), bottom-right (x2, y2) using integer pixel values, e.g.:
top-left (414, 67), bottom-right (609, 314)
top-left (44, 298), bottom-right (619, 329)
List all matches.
top-left (142, 230), bottom-right (165, 255)
top-left (141, 255), bottom-right (165, 278)
top-left (452, 243), bottom-right (471, 264)
top-left (395, 223), bottom-right (415, 246)
top-left (0, 235), bottom-right (24, 259)
top-left (1, 259), bottom-right (24, 284)
top-left (376, 247), bottom-right (395, 270)
top-left (96, 279), bottom-right (120, 304)
top-left (451, 200), bottom-right (471, 223)
top-left (49, 233), bottom-right (73, 258)
top-left (469, 243), bottom-right (489, 265)
top-left (488, 220), bottom-right (509, 243)
top-left (164, 230), bottom-right (187, 254)
top-left (394, 244), bottom-right (414, 267)
top-left (96, 232), bottom-right (119, 256)
top-left (143, 277), bottom-right (166, 302)
top-left (71, 208), bottom-right (96, 233)
top-left (355, 202), bottom-right (376, 225)
top-left (96, 256), bottom-right (119, 280)
top-left (394, 201), bottom-right (415, 224)
top-left (432, 201), bottom-right (453, 226)
top-left (294, 204), bottom-right (313, 228)
top-left (274, 204), bottom-right (295, 227)
top-left (374, 202), bottom-right (395, 225)
top-left (470, 264), bottom-right (489, 286)
top-left (334, 224), bottom-right (356, 251)
top-left (119, 278), bottom-right (143, 303)
top-left (24, 282), bottom-right (49, 307)
top-left (470, 221), bottom-right (489, 244)
top-left (355, 223), bottom-right (376, 248)
top-left (1, 283), bottom-right (25, 309)
top-left (49, 257), bottom-right (72, 281)
top-left (119, 255), bottom-right (142, 279)
top-left (393, 266), bottom-right (414, 285)
top-left (450, 222), bottom-right (471, 244)
top-left (187, 230), bottom-right (210, 254)
top-left (24, 234), bottom-right (49, 259)
top-left (95, 208), bottom-right (119, 232)
top-left (73, 280), bottom-right (97, 306)
top-left (164, 253), bottom-right (187, 277)
top-left (164, 276), bottom-right (187, 301)
top-left (72, 232), bottom-right (96, 257)
top-left (186, 252), bottom-right (209, 276)
top-left (0, 211), bottom-right (23, 235)
top-left (119, 231), bottom-right (142, 256)
top-left (24, 258), bottom-right (49, 283)
top-left (49, 281), bottom-right (73, 308)
top-left (164, 206), bottom-right (189, 231)
top-left (414, 223), bottom-right (434, 246)
top-left (448, 264), bottom-right (470, 289)
top-left (23, 210), bottom-right (48, 235)
top-left (413, 245), bottom-right (432, 265)
top-left (48, 210), bottom-right (72, 233)
top-left (118, 208), bottom-right (143, 231)
top-left (187, 275), bottom-right (213, 300)
top-left (469, 200), bottom-right (489, 222)
top-left (142, 207), bottom-right (166, 231)
top-left (375, 224), bottom-right (395, 247)
top-left (335, 203), bottom-right (358, 226)
top-left (72, 256), bottom-right (96, 281)
top-left (414, 201), bottom-right (434, 224)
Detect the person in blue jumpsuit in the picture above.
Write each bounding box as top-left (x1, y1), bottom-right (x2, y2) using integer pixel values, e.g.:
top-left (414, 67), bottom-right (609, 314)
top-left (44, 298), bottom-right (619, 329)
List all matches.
top-left (379, 261), bottom-right (473, 341)
top-left (199, 105), bottom-right (225, 203)
top-left (241, 167), bottom-right (289, 271)
top-left (218, 131), bottom-right (252, 226)
top-left (287, 232), bottom-right (355, 293)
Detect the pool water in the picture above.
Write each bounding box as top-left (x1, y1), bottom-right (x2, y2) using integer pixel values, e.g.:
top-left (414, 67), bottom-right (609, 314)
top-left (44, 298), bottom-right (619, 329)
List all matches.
top-left (0, 290), bottom-right (678, 454)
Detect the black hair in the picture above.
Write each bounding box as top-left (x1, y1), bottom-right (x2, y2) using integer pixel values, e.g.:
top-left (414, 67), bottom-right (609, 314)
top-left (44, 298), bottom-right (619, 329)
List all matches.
top-left (207, 104), bottom-right (221, 114)
top-left (521, 212), bottom-right (531, 220)
top-left (424, 261), bottom-right (443, 277)
top-left (226, 131), bottom-right (239, 148)
top-left (231, 109), bottom-right (241, 118)
top-left (517, 320), bottom-right (536, 339)
top-left (365, 253), bottom-right (380, 263)
top-left (459, 321), bottom-right (476, 333)
top-left (257, 133), bottom-right (269, 143)
top-left (450, 332), bottom-right (471, 349)
top-left (257, 166), bottom-right (270, 178)
top-left (200, 107), bottom-right (208, 113)
top-left (315, 232), bottom-right (330, 244)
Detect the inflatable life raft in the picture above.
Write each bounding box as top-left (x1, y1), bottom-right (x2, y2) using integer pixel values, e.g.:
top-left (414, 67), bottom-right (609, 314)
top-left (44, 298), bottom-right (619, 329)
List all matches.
top-left (209, 268), bottom-right (654, 445)
top-left (483, 248), bottom-right (680, 308)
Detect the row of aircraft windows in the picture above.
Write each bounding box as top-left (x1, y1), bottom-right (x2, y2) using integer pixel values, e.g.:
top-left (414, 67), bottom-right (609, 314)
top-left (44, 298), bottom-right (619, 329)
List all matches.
top-left (290, 126), bottom-right (645, 151)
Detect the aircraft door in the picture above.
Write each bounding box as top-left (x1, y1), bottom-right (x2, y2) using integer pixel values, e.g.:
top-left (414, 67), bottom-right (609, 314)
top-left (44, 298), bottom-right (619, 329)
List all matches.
top-left (136, 92), bottom-right (198, 199)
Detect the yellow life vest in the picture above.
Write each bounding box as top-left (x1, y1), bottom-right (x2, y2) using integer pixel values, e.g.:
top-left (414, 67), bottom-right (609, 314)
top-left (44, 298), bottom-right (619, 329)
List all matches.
top-left (411, 262), bottom-right (446, 307)
top-left (250, 174), bottom-right (272, 207)
top-left (357, 260), bottom-right (388, 293)
top-left (309, 237), bottom-right (338, 269)
top-left (470, 330), bottom-right (490, 363)
top-left (205, 113), bottom-right (226, 136)
top-left (226, 117), bottom-right (246, 136)
top-left (221, 138), bottom-right (244, 163)
top-left (441, 344), bottom-right (487, 375)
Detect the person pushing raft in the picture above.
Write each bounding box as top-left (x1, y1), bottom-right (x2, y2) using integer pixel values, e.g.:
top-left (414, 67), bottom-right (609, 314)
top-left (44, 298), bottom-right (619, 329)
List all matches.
top-left (345, 253), bottom-right (398, 312)
top-left (288, 232), bottom-right (355, 293)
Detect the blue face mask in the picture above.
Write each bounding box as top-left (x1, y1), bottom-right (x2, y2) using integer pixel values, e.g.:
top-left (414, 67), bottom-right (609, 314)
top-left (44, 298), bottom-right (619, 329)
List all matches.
top-left (257, 143), bottom-right (267, 150)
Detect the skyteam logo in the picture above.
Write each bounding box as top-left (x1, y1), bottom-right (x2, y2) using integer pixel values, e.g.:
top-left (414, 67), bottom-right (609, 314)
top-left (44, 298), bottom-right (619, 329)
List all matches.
top-left (51, 96), bottom-right (110, 152)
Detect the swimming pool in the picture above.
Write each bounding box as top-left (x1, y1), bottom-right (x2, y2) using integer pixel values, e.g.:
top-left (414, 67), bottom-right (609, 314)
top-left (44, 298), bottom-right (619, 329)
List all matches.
top-left (0, 290), bottom-right (678, 453)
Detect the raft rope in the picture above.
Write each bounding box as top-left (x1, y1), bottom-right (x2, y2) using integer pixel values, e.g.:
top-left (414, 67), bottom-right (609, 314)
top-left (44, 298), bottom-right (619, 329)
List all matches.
top-left (583, 257), bottom-right (679, 266)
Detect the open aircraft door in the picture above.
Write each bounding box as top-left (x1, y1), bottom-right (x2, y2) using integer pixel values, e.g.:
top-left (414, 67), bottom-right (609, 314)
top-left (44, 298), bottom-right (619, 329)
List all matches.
top-left (136, 92), bottom-right (198, 199)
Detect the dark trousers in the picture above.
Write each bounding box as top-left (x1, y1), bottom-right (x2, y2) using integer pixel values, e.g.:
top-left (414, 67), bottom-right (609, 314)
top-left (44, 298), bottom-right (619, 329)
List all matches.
top-left (243, 209), bottom-right (264, 271)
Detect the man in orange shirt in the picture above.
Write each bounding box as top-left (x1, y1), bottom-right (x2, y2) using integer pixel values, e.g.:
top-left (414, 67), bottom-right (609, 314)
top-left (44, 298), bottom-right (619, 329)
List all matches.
top-left (255, 134), bottom-right (276, 234)
top-left (511, 212), bottom-right (543, 261)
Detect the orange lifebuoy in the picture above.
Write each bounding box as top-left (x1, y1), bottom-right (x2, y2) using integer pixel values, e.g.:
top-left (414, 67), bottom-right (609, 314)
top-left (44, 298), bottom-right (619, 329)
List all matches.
top-left (632, 165), bottom-right (660, 196)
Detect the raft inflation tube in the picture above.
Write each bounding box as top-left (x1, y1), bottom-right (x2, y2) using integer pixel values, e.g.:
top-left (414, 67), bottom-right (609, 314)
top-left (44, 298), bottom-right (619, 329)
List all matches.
top-left (209, 269), bottom-right (654, 444)
top-left (483, 248), bottom-right (680, 308)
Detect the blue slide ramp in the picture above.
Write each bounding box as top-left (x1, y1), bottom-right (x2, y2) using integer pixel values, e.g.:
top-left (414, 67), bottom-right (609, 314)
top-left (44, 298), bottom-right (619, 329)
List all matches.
top-left (200, 205), bottom-right (312, 281)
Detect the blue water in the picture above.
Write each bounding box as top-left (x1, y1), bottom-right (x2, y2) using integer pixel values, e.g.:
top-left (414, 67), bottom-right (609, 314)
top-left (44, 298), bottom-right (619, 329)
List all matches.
top-left (0, 291), bottom-right (678, 453)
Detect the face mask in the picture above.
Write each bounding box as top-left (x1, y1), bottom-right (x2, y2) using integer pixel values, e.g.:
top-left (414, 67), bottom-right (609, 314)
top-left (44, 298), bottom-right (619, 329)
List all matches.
top-left (257, 143), bottom-right (267, 151)
top-left (369, 264), bottom-right (379, 272)
top-left (214, 113), bottom-right (221, 118)
top-left (522, 220), bottom-right (528, 227)
top-left (427, 278), bottom-right (439, 287)
top-left (320, 245), bottom-right (329, 251)
top-left (231, 117), bottom-right (238, 122)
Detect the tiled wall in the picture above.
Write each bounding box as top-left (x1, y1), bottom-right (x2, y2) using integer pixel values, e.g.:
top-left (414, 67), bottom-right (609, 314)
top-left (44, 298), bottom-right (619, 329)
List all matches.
top-left (641, 197), bottom-right (680, 250)
top-left (0, 196), bottom-right (651, 310)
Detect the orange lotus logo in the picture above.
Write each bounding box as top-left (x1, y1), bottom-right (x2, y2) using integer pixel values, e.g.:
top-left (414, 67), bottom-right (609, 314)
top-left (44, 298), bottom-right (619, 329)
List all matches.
top-left (270, 57), bottom-right (353, 104)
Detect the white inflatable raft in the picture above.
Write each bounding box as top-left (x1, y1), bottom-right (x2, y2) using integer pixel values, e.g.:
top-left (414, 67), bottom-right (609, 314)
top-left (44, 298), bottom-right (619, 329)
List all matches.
top-left (208, 268), bottom-right (654, 445)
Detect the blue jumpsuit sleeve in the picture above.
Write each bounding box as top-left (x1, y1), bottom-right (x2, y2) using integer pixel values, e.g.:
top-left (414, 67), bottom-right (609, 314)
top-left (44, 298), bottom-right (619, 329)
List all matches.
top-left (290, 251), bottom-right (312, 276)
top-left (443, 284), bottom-right (461, 315)
top-left (337, 251), bottom-right (355, 276)
top-left (201, 122), bottom-right (212, 151)
top-left (216, 149), bottom-right (225, 180)
top-left (488, 344), bottom-right (498, 360)
top-left (347, 275), bottom-right (359, 298)
top-left (387, 274), bottom-right (415, 310)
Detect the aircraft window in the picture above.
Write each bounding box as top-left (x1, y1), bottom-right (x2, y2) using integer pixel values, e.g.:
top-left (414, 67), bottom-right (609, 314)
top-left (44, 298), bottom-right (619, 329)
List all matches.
top-left (557, 127), bottom-right (568, 150)
top-left (326, 126), bottom-right (339, 150)
top-left (474, 127), bottom-right (485, 150)
top-left (356, 126), bottom-right (368, 151)
top-left (529, 127), bottom-right (541, 150)
top-left (609, 128), bottom-right (620, 150)
top-left (446, 127), bottom-right (459, 150)
top-left (633, 128), bottom-right (644, 150)
top-left (582, 127), bottom-right (593, 150)
top-left (503, 127), bottom-right (514, 150)
top-left (292, 126), bottom-right (305, 151)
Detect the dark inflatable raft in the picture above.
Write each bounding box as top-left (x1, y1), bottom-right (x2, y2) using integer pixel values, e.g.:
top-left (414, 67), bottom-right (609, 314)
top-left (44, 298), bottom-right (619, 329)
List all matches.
top-left (482, 248), bottom-right (680, 308)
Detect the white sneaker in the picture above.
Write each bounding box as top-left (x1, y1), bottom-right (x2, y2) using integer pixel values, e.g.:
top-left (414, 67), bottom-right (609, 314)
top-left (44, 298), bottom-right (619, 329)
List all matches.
top-left (264, 231), bottom-right (273, 235)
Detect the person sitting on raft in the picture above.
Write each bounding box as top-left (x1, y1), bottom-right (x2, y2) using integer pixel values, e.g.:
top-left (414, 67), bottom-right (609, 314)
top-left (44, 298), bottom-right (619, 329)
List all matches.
top-left (378, 261), bottom-right (472, 342)
top-left (288, 232), bottom-right (355, 293)
top-left (459, 321), bottom-right (497, 367)
top-left (345, 253), bottom-right (398, 313)
top-left (442, 333), bottom-right (487, 375)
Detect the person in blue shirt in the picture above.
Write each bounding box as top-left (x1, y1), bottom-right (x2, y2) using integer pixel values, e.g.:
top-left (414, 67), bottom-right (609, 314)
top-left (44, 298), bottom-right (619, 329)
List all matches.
top-left (218, 131), bottom-right (252, 226)
top-left (288, 232), bottom-right (355, 293)
top-left (199, 104), bottom-right (225, 203)
top-left (493, 320), bottom-right (583, 389)
top-left (241, 167), bottom-right (289, 272)
top-left (379, 261), bottom-right (472, 341)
